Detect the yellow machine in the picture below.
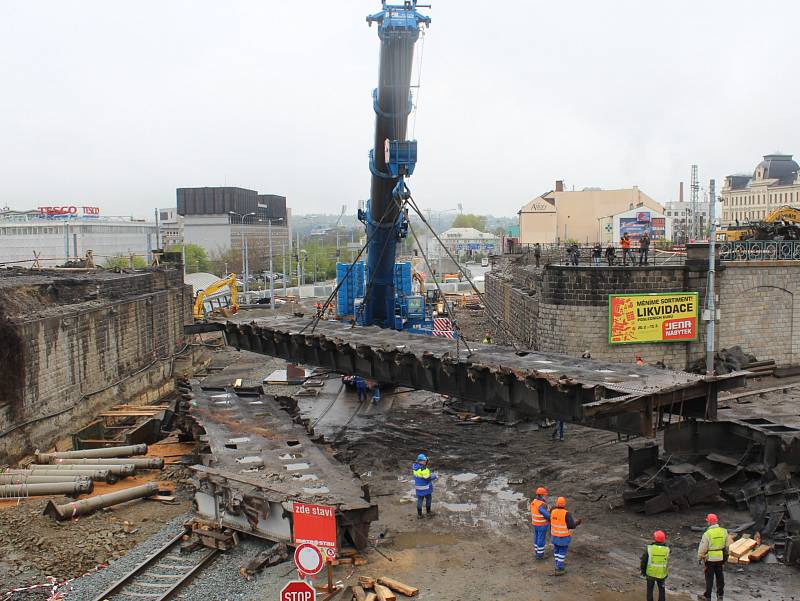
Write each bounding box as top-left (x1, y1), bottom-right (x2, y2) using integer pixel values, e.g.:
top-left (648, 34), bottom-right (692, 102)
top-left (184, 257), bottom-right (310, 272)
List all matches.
top-left (717, 206), bottom-right (800, 241)
top-left (193, 273), bottom-right (239, 319)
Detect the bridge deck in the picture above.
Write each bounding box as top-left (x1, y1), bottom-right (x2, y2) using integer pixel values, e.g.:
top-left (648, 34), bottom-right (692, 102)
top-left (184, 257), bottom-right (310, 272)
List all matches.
top-left (221, 316), bottom-right (745, 436)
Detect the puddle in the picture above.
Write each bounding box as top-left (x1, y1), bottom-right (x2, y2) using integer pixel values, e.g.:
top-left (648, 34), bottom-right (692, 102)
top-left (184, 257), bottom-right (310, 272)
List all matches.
top-left (451, 472), bottom-right (478, 483)
top-left (284, 462), bottom-right (311, 471)
top-left (235, 456), bottom-right (263, 465)
top-left (485, 476), bottom-right (525, 502)
top-left (442, 502), bottom-right (477, 512)
top-left (392, 531), bottom-right (459, 550)
top-left (291, 474), bottom-right (318, 481)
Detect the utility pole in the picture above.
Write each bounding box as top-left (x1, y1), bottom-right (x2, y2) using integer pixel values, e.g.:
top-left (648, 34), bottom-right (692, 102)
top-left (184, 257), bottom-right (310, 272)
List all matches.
top-left (230, 211), bottom-right (255, 297)
top-left (690, 164), bottom-right (699, 241)
top-left (282, 242), bottom-right (287, 296)
top-left (706, 187), bottom-right (717, 376)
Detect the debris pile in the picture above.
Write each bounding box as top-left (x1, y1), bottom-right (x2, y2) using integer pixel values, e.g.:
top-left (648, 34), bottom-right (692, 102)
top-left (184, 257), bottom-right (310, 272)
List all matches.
top-left (688, 345), bottom-right (762, 375)
top-left (625, 419), bottom-right (800, 565)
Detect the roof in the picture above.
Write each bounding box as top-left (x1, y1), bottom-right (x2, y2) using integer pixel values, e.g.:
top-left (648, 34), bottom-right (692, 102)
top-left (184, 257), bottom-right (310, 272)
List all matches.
top-left (519, 192), bottom-right (556, 214)
top-left (184, 272), bottom-right (224, 295)
top-left (755, 154), bottom-right (799, 185)
top-left (440, 227), bottom-right (498, 239)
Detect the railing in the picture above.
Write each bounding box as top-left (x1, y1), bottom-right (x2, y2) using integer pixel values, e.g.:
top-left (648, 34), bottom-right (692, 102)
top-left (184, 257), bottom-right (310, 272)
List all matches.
top-left (718, 240), bottom-right (800, 262)
top-left (552, 245), bottom-right (686, 267)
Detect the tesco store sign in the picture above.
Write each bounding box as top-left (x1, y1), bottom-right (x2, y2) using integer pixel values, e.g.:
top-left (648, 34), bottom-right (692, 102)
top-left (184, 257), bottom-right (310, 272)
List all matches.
top-left (38, 206), bottom-right (100, 219)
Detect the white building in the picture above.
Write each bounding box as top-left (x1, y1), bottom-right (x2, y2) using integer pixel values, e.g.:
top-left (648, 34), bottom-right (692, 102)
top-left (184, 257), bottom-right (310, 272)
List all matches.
top-left (431, 227), bottom-right (499, 259)
top-left (721, 154), bottom-right (800, 225)
top-left (662, 200), bottom-right (708, 244)
top-left (0, 207), bottom-right (157, 267)
top-left (598, 206), bottom-right (672, 246)
top-left (157, 207), bottom-right (183, 248)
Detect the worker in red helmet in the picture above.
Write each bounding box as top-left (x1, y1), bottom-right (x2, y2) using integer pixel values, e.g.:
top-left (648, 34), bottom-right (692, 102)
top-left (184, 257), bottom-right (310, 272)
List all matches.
top-left (697, 513), bottom-right (729, 601)
top-left (529, 486), bottom-right (550, 560)
top-left (548, 496), bottom-right (582, 576)
top-left (641, 530), bottom-right (670, 601)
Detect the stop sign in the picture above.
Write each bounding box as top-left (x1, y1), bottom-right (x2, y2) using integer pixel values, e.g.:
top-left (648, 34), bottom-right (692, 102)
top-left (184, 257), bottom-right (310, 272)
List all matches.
top-left (281, 580), bottom-right (316, 601)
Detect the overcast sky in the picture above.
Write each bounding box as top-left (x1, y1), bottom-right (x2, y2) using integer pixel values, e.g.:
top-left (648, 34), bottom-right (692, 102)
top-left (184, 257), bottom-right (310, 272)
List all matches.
top-left (1, 0), bottom-right (798, 219)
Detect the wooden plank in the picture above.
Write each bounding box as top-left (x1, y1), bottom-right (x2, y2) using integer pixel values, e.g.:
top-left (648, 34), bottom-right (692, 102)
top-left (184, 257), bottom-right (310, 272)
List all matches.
top-left (738, 553), bottom-right (750, 564)
top-left (730, 537), bottom-right (758, 557)
top-left (364, 594), bottom-right (377, 601)
top-left (358, 577), bottom-right (376, 590)
top-left (377, 577), bottom-right (418, 597)
top-left (353, 585), bottom-right (368, 601)
top-left (749, 544), bottom-right (771, 561)
top-left (374, 584), bottom-right (396, 601)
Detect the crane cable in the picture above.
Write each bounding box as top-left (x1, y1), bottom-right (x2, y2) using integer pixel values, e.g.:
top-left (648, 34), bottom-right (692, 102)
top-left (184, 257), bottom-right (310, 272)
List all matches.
top-left (405, 195), bottom-right (522, 353)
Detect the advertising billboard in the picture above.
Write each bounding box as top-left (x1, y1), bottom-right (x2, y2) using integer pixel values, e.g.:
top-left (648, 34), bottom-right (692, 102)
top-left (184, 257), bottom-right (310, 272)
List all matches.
top-left (609, 292), bottom-right (698, 344)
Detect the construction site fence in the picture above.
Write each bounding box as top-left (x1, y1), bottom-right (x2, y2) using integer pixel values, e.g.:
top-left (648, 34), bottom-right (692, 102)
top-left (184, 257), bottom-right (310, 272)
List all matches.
top-left (502, 243), bottom-right (686, 267)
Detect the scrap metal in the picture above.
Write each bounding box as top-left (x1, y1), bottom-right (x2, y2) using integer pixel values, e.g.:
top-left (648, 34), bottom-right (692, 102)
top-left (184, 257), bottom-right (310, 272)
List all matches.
top-left (219, 316), bottom-right (745, 437)
top-left (181, 381), bottom-right (378, 550)
top-left (0, 480), bottom-right (93, 498)
top-left (39, 444), bottom-right (148, 460)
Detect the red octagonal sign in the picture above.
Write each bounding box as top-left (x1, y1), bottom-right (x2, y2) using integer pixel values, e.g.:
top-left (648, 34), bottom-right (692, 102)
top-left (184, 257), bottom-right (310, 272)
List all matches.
top-left (281, 580), bottom-right (316, 601)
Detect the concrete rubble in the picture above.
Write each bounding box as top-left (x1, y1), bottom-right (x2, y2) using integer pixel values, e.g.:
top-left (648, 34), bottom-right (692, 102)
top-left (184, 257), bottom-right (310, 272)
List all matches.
top-left (626, 418), bottom-right (800, 565)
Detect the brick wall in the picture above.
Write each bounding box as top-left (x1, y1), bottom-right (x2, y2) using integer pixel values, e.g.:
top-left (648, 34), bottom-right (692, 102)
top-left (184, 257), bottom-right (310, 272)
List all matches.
top-left (0, 268), bottom-right (193, 462)
top-left (485, 256), bottom-right (800, 371)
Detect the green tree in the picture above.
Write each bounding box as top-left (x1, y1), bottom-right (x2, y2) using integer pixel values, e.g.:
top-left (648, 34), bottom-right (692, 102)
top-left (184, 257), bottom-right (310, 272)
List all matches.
top-left (167, 243), bottom-right (211, 274)
top-left (105, 254), bottom-right (148, 269)
top-left (451, 214), bottom-right (488, 232)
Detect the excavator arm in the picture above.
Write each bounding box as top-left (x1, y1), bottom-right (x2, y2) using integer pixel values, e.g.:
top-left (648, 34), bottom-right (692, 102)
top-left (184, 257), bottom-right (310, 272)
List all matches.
top-left (193, 274), bottom-right (239, 320)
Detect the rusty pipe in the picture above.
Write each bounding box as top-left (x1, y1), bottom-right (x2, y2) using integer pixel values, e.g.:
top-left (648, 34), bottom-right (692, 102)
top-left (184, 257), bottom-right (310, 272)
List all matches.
top-left (5, 467), bottom-right (116, 483)
top-left (41, 457), bottom-right (164, 469)
top-left (43, 482), bottom-right (159, 521)
top-left (0, 474), bottom-right (94, 484)
top-left (31, 463), bottom-right (135, 477)
top-left (0, 480), bottom-right (93, 498)
top-left (37, 444), bottom-right (147, 461)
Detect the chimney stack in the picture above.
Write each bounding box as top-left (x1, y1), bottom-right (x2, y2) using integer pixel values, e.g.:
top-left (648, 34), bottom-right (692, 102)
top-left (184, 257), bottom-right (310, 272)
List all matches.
top-left (555, 180), bottom-right (564, 192)
top-left (679, 181), bottom-right (684, 203)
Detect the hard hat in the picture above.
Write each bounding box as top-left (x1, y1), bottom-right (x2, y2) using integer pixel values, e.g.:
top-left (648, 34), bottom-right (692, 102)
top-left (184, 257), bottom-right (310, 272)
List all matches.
top-left (555, 496), bottom-right (567, 508)
top-left (653, 530), bottom-right (666, 543)
top-left (706, 513), bottom-right (718, 524)
top-left (536, 487), bottom-right (548, 496)
top-left (416, 453), bottom-right (428, 462)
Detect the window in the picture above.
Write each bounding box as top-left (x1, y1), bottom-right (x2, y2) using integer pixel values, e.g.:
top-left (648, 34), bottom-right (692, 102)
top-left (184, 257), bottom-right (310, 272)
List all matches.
top-left (160, 212), bottom-right (169, 221)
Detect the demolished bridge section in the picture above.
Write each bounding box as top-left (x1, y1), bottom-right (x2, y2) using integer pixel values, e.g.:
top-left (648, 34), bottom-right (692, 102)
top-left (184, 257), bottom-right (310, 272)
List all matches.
top-left (180, 379), bottom-right (377, 550)
top-left (221, 316), bottom-right (744, 437)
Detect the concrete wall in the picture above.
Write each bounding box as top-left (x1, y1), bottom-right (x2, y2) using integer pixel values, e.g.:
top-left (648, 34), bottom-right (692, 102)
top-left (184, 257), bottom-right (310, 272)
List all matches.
top-left (485, 254), bottom-right (800, 370)
top-left (0, 269), bottom-right (193, 462)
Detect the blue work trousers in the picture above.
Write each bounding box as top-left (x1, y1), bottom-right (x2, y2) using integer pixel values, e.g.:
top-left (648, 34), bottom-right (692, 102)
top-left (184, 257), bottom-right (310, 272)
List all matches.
top-left (553, 542), bottom-right (569, 570)
top-left (532, 525), bottom-right (548, 558)
top-left (416, 494), bottom-right (432, 515)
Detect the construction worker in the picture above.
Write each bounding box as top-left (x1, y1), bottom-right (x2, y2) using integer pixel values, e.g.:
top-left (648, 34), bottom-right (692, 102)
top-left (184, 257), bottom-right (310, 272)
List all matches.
top-left (412, 453), bottom-right (437, 518)
top-left (549, 496), bottom-right (581, 575)
top-left (551, 419), bottom-right (565, 442)
top-left (641, 530), bottom-right (669, 601)
top-left (529, 487), bottom-right (550, 560)
top-left (621, 232), bottom-right (633, 266)
top-left (482, 331), bottom-right (492, 344)
top-left (697, 513), bottom-right (729, 601)
top-left (371, 383), bottom-right (381, 406)
top-left (354, 376), bottom-right (367, 402)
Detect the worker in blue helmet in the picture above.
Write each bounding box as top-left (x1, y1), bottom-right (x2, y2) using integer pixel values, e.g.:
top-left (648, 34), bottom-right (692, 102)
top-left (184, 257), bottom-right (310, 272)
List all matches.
top-left (412, 453), bottom-right (437, 518)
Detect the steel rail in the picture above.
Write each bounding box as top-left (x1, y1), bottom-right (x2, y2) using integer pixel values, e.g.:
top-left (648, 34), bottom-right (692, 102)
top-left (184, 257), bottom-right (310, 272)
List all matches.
top-left (91, 531), bottom-right (220, 601)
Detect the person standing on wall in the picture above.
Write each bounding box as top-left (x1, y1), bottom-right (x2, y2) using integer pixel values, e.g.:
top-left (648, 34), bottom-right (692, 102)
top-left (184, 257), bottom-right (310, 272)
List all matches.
top-left (591, 242), bottom-right (602, 266)
top-left (639, 232), bottom-right (651, 266)
top-left (697, 513), bottom-right (729, 601)
top-left (605, 242), bottom-right (616, 266)
top-left (621, 233), bottom-right (633, 266)
top-left (534, 243), bottom-right (541, 267)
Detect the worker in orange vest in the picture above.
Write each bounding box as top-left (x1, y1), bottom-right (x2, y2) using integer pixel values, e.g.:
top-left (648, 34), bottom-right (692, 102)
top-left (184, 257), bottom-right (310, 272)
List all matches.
top-left (530, 486), bottom-right (550, 560)
top-left (549, 496), bottom-right (582, 575)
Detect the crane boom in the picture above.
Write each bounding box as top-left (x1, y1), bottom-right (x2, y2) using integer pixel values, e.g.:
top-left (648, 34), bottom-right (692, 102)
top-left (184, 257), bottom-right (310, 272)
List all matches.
top-left (360, 1), bottom-right (430, 328)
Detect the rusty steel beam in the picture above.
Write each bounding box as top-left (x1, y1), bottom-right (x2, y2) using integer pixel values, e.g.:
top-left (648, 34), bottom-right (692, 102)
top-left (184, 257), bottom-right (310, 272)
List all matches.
top-left (222, 316), bottom-right (745, 437)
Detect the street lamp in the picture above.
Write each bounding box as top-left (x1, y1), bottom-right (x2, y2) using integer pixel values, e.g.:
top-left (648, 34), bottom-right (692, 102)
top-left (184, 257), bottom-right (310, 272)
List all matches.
top-left (265, 217), bottom-right (284, 310)
top-left (229, 211), bottom-right (256, 296)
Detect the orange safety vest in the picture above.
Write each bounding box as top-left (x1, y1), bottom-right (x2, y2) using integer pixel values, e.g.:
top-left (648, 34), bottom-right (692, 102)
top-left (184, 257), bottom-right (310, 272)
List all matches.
top-left (530, 499), bottom-right (548, 526)
top-left (621, 237), bottom-right (631, 249)
top-left (550, 508), bottom-right (571, 537)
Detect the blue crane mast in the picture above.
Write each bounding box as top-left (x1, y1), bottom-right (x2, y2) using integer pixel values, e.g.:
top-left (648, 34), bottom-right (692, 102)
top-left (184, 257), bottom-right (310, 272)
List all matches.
top-left (357, 1), bottom-right (430, 329)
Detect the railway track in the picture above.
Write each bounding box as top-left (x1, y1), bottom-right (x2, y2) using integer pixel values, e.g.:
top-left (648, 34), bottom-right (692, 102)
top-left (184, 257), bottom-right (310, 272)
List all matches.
top-left (91, 531), bottom-right (220, 601)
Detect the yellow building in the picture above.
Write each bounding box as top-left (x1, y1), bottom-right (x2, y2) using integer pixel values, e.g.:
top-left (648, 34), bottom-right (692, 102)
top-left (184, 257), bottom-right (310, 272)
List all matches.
top-left (518, 181), bottom-right (664, 244)
top-left (721, 154), bottom-right (800, 225)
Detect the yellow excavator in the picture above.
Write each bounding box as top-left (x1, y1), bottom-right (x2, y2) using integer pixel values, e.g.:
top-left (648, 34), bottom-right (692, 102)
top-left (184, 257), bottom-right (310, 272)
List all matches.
top-left (717, 206), bottom-right (800, 241)
top-left (192, 273), bottom-right (239, 319)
